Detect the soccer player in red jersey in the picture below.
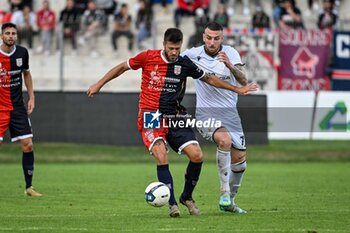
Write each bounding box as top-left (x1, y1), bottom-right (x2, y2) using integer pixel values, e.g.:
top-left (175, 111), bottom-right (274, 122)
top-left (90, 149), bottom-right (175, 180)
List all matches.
top-left (87, 28), bottom-right (257, 217)
top-left (0, 23), bottom-right (42, 197)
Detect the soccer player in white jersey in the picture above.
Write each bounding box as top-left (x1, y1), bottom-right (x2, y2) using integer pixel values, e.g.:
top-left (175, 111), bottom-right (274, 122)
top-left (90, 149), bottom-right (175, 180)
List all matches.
top-left (182, 22), bottom-right (256, 213)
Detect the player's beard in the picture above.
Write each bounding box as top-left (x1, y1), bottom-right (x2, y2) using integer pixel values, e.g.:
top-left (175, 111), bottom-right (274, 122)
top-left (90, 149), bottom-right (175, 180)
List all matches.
top-left (204, 45), bottom-right (220, 57)
top-left (2, 39), bottom-right (16, 48)
top-left (164, 51), bottom-right (178, 62)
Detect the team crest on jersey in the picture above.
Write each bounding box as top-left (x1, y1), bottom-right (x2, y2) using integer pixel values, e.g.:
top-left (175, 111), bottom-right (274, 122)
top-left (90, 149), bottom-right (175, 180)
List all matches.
top-left (16, 58), bottom-right (23, 67)
top-left (174, 65), bottom-right (181, 75)
top-left (145, 129), bottom-right (155, 142)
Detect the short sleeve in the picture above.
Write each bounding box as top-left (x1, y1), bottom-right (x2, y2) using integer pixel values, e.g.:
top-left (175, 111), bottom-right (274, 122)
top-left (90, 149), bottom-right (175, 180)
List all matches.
top-left (183, 55), bottom-right (205, 79)
top-left (227, 47), bottom-right (243, 66)
top-left (181, 48), bottom-right (190, 57)
top-left (128, 51), bottom-right (147, 70)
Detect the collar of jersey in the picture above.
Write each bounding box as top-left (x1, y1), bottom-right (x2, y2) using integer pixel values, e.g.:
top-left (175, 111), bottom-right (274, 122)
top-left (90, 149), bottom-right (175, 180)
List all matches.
top-left (160, 49), bottom-right (178, 63)
top-left (203, 45), bottom-right (222, 59)
top-left (0, 45), bottom-right (17, 57)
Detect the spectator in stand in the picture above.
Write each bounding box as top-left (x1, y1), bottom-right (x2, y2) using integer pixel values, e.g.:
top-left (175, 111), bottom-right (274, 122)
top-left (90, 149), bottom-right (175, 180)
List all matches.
top-left (224, 0), bottom-right (251, 16)
top-left (11, 5), bottom-right (36, 50)
top-left (111, 3), bottom-right (134, 55)
top-left (80, 0), bottom-right (106, 57)
top-left (75, 0), bottom-right (89, 14)
top-left (174, 0), bottom-right (209, 28)
top-left (150, 0), bottom-right (170, 14)
top-left (9, 0), bottom-right (34, 11)
top-left (95, 0), bottom-right (117, 30)
top-left (1, 0), bottom-right (16, 25)
top-left (59, 0), bottom-right (81, 54)
top-left (279, 0), bottom-right (304, 30)
top-left (0, 1), bottom-right (12, 26)
top-left (95, 0), bottom-right (117, 15)
top-left (306, 0), bottom-right (321, 16)
top-left (252, 5), bottom-right (270, 29)
top-left (272, 0), bottom-right (285, 27)
top-left (213, 3), bottom-right (229, 28)
top-left (317, 0), bottom-right (337, 29)
top-left (187, 8), bottom-right (209, 48)
top-left (0, 9), bottom-right (13, 25)
top-left (36, 0), bottom-right (56, 55)
top-left (9, 0), bottom-right (24, 12)
top-left (135, 0), bottom-right (153, 50)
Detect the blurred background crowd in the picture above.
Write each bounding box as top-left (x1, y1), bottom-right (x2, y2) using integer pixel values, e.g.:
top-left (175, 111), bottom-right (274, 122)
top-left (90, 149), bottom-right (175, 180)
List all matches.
top-left (0, 0), bottom-right (349, 91)
top-left (0, 0), bottom-right (347, 56)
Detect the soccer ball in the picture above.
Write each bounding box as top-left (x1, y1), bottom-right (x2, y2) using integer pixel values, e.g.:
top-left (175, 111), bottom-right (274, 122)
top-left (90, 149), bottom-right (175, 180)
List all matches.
top-left (144, 182), bottom-right (170, 207)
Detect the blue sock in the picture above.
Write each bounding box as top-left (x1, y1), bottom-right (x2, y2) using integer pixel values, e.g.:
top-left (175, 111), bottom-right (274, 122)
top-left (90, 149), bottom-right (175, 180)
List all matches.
top-left (22, 151), bottom-right (34, 189)
top-left (157, 164), bottom-right (177, 206)
top-left (181, 161), bottom-right (202, 201)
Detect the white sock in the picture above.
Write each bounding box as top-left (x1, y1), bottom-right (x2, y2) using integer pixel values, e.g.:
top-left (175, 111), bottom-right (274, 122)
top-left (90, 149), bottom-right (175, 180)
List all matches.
top-left (216, 148), bottom-right (231, 192)
top-left (230, 160), bottom-right (247, 200)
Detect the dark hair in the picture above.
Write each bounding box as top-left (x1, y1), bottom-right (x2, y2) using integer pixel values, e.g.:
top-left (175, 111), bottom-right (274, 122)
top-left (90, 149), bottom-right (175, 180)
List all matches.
top-left (204, 22), bottom-right (224, 31)
top-left (163, 28), bottom-right (183, 43)
top-left (1, 22), bottom-right (17, 33)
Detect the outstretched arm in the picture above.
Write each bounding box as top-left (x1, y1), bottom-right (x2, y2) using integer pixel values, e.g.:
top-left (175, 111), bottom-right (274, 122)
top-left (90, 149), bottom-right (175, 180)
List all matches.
top-left (87, 61), bottom-right (130, 97)
top-left (201, 74), bottom-right (258, 96)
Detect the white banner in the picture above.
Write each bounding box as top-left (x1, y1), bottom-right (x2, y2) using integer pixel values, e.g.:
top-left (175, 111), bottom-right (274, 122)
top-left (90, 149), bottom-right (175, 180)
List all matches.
top-left (264, 91), bottom-right (315, 139)
top-left (312, 91), bottom-right (350, 139)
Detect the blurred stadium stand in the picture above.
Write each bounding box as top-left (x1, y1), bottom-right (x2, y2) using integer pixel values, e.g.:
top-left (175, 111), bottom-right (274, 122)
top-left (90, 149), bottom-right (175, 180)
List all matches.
top-left (2, 0), bottom-right (349, 143)
top-left (1, 0), bottom-right (350, 91)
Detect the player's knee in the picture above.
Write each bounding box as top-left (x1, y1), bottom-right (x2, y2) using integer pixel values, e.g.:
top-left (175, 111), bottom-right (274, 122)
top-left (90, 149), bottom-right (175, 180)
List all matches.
top-left (21, 139), bottom-right (33, 152)
top-left (189, 146), bottom-right (203, 163)
top-left (214, 131), bottom-right (232, 150)
top-left (216, 137), bottom-right (232, 150)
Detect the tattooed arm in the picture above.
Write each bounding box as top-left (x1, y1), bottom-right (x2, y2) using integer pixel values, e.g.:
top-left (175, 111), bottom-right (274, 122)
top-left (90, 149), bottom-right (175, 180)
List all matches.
top-left (227, 64), bottom-right (248, 86)
top-left (217, 51), bottom-right (248, 86)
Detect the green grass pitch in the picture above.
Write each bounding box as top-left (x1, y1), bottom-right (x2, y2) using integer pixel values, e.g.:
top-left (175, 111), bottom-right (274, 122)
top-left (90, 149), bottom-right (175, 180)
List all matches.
top-left (0, 141), bottom-right (350, 232)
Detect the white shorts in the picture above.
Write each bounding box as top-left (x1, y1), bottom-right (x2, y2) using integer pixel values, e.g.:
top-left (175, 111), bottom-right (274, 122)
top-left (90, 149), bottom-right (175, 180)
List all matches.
top-left (196, 107), bottom-right (246, 150)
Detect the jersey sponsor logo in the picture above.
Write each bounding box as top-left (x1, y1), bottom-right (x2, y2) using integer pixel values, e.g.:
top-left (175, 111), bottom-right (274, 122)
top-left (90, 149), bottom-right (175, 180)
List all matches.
top-left (8, 70), bottom-right (22, 75)
top-left (144, 110), bottom-right (161, 129)
top-left (164, 77), bottom-right (180, 83)
top-left (148, 65), bottom-right (180, 92)
top-left (16, 58), bottom-right (23, 67)
top-left (174, 65), bottom-right (181, 75)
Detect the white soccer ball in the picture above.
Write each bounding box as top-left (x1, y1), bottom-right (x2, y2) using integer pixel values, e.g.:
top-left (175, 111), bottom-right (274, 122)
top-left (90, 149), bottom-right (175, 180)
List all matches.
top-left (144, 182), bottom-right (170, 207)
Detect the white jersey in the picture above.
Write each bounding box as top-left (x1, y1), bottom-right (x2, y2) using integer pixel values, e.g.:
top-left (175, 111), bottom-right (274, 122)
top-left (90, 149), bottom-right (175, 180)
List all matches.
top-left (182, 45), bottom-right (243, 108)
top-left (182, 45), bottom-right (246, 149)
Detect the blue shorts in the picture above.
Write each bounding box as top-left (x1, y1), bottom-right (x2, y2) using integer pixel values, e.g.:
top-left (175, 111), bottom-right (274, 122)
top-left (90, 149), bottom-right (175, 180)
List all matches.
top-left (166, 127), bottom-right (198, 154)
